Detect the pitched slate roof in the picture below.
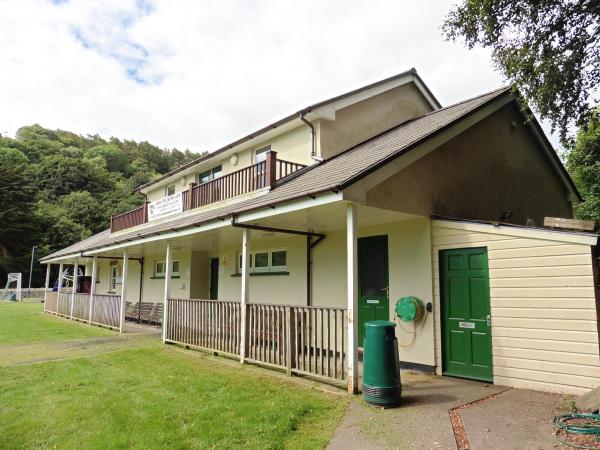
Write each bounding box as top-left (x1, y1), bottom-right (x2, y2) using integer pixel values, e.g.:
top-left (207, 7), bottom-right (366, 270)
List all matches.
top-left (42, 87), bottom-right (513, 261)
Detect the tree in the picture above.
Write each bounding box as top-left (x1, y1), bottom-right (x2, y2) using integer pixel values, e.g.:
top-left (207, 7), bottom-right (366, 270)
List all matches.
top-left (85, 144), bottom-right (130, 174)
top-left (566, 111), bottom-right (600, 222)
top-left (0, 124), bottom-right (203, 285)
top-left (0, 148), bottom-right (40, 279)
top-left (443, 0), bottom-right (600, 142)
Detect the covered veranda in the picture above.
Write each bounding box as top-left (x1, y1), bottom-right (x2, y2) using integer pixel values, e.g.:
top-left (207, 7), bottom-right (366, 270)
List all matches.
top-left (42, 198), bottom-right (432, 392)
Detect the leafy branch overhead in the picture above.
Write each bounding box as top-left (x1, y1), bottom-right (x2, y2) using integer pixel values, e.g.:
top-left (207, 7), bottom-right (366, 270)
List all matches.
top-left (443, 0), bottom-right (600, 143)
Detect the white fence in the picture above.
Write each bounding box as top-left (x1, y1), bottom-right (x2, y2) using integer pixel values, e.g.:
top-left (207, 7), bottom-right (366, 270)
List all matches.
top-left (45, 292), bottom-right (121, 330)
top-left (165, 298), bottom-right (347, 383)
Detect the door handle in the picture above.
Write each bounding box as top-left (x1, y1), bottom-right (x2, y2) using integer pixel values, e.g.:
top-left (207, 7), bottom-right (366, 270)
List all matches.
top-left (380, 287), bottom-right (389, 295)
top-left (486, 314), bottom-right (491, 326)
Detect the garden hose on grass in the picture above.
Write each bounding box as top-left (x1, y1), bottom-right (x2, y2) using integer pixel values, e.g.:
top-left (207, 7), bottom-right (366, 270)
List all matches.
top-left (553, 413), bottom-right (600, 449)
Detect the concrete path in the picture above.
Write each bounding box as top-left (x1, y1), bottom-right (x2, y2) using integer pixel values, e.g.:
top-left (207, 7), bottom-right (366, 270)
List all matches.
top-left (0, 324), bottom-right (161, 366)
top-left (461, 389), bottom-right (567, 450)
top-left (328, 372), bottom-right (572, 450)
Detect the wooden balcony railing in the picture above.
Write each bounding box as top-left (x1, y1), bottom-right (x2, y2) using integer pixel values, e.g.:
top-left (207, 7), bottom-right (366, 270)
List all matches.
top-left (111, 204), bottom-right (147, 232)
top-left (110, 151), bottom-right (306, 233)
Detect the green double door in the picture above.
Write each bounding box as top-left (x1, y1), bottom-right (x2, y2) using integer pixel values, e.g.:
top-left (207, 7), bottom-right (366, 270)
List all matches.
top-left (358, 235), bottom-right (389, 345)
top-left (440, 247), bottom-right (493, 382)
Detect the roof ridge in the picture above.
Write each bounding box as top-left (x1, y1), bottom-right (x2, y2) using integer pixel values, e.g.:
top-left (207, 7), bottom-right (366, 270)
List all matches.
top-left (422, 86), bottom-right (511, 117)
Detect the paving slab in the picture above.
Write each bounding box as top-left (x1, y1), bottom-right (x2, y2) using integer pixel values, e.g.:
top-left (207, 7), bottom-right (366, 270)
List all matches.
top-left (461, 388), bottom-right (571, 450)
top-left (328, 372), bottom-right (505, 450)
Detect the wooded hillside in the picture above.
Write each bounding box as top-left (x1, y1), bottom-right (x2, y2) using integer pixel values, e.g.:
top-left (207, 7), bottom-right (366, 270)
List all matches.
top-left (0, 125), bottom-right (203, 287)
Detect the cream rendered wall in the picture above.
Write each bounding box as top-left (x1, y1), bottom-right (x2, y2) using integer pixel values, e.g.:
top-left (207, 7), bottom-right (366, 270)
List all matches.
top-left (431, 220), bottom-right (600, 395)
top-left (85, 258), bottom-right (141, 302)
top-left (213, 235), bottom-right (308, 304)
top-left (319, 83), bottom-right (434, 160)
top-left (145, 125), bottom-right (314, 203)
top-left (311, 219), bottom-right (435, 366)
top-left (141, 250), bottom-right (192, 303)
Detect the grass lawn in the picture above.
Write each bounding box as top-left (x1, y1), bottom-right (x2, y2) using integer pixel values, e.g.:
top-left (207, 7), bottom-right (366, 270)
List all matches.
top-left (0, 303), bottom-right (348, 449)
top-left (0, 302), bottom-right (112, 344)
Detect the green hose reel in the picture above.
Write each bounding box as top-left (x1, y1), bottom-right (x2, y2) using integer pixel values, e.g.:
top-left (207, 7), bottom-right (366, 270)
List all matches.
top-left (395, 296), bottom-right (425, 322)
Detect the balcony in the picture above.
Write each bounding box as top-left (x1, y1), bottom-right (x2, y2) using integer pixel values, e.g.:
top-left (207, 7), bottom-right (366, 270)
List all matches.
top-left (110, 151), bottom-right (306, 233)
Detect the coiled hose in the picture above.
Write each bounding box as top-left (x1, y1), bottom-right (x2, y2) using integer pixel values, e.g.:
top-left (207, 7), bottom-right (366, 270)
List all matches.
top-left (553, 413), bottom-right (600, 449)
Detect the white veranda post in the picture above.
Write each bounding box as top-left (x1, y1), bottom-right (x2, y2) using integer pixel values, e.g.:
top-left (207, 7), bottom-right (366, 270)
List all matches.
top-left (240, 228), bottom-right (251, 363)
top-left (346, 203), bottom-right (359, 394)
top-left (70, 262), bottom-right (78, 317)
top-left (89, 256), bottom-right (97, 324)
top-left (43, 264), bottom-right (51, 310)
top-left (57, 263), bottom-right (64, 299)
top-left (119, 251), bottom-right (129, 333)
top-left (162, 242), bottom-right (172, 343)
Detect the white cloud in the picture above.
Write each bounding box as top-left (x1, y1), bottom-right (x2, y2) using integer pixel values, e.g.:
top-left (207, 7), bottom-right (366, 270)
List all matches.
top-left (1, 0), bottom-right (553, 153)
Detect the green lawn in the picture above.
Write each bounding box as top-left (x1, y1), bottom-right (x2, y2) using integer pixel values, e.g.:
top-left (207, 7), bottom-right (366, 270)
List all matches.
top-left (0, 303), bottom-right (347, 449)
top-left (0, 302), bottom-right (112, 344)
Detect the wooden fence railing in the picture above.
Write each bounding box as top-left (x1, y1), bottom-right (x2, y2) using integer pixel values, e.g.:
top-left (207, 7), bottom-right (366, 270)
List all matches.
top-left (191, 161), bottom-right (267, 208)
top-left (57, 292), bottom-right (71, 316)
top-left (276, 159), bottom-right (306, 179)
top-left (165, 299), bottom-right (347, 383)
top-left (71, 293), bottom-right (90, 321)
top-left (110, 153), bottom-right (307, 233)
top-left (45, 292), bottom-right (58, 313)
top-left (90, 294), bottom-right (121, 329)
top-left (289, 306), bottom-right (347, 381)
top-left (166, 299), bottom-right (241, 356)
top-left (44, 292), bottom-right (121, 330)
top-left (111, 204), bottom-right (146, 232)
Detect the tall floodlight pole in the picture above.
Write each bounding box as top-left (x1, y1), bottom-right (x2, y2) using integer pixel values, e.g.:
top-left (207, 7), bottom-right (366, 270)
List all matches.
top-left (28, 245), bottom-right (37, 290)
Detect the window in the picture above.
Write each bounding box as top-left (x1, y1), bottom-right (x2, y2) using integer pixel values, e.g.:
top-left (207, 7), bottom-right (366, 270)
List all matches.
top-left (254, 252), bottom-right (269, 271)
top-left (254, 146), bottom-right (270, 163)
top-left (154, 261), bottom-right (165, 277)
top-left (154, 260), bottom-right (179, 277)
top-left (198, 165), bottom-right (222, 184)
top-left (271, 250), bottom-right (287, 269)
top-left (165, 183), bottom-right (176, 196)
top-left (237, 248), bottom-right (287, 273)
top-left (110, 265), bottom-right (120, 292)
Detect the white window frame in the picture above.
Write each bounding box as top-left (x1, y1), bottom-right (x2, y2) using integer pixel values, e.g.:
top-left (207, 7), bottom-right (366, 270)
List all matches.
top-left (237, 248), bottom-right (287, 273)
top-left (198, 165), bottom-right (223, 185)
top-left (110, 264), bottom-right (120, 292)
top-left (270, 248), bottom-right (288, 271)
top-left (254, 146), bottom-right (271, 164)
top-left (154, 260), bottom-right (179, 277)
top-left (154, 261), bottom-right (165, 277)
top-left (165, 183), bottom-right (176, 196)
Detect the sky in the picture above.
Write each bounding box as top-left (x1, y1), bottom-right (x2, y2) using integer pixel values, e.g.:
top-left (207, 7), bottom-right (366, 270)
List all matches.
top-left (0, 0), bottom-right (524, 154)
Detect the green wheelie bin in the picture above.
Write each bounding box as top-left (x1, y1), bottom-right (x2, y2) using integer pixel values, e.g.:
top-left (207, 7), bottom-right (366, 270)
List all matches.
top-left (362, 320), bottom-right (402, 407)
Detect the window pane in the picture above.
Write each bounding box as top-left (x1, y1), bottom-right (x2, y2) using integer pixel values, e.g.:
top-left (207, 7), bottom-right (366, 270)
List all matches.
top-left (254, 252), bottom-right (268, 268)
top-left (172, 261), bottom-right (180, 274)
top-left (255, 147), bottom-right (270, 163)
top-left (156, 262), bottom-right (165, 274)
top-left (199, 170), bottom-right (211, 184)
top-left (212, 165), bottom-right (222, 179)
top-left (271, 251), bottom-right (287, 267)
top-left (166, 184), bottom-right (175, 196)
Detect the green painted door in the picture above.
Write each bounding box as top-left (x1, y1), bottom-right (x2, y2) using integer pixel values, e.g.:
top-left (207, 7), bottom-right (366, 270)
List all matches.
top-left (209, 258), bottom-right (219, 300)
top-left (441, 247), bottom-right (492, 382)
top-left (358, 235), bottom-right (389, 346)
